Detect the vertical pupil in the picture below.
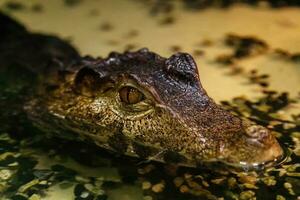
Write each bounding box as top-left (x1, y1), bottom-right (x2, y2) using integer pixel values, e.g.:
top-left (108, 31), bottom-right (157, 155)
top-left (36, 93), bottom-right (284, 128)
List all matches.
top-left (127, 88), bottom-right (133, 103)
top-left (119, 86), bottom-right (143, 104)
top-left (128, 88), bottom-right (138, 103)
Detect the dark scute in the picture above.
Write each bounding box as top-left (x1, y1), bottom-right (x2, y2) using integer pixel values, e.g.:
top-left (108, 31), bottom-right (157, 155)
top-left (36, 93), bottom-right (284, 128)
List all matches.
top-left (132, 141), bottom-right (157, 159)
top-left (163, 150), bottom-right (187, 164)
top-left (74, 67), bottom-right (103, 95)
top-left (165, 53), bottom-right (199, 83)
top-left (74, 67), bottom-right (101, 85)
top-left (137, 48), bottom-right (149, 53)
top-left (107, 131), bottom-right (129, 154)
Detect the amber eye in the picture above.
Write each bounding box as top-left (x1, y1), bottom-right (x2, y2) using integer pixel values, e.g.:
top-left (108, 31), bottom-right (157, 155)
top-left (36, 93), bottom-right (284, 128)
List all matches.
top-left (119, 86), bottom-right (145, 104)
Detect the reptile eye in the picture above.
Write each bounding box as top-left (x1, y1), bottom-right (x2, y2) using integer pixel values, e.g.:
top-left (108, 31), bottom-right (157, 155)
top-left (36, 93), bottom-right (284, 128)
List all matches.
top-left (119, 86), bottom-right (145, 104)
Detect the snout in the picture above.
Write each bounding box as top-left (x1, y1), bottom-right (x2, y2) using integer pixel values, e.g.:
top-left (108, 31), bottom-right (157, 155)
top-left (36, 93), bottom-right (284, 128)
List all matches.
top-left (245, 125), bottom-right (283, 161)
top-left (217, 124), bottom-right (284, 168)
top-left (242, 124), bottom-right (284, 165)
top-left (259, 140), bottom-right (283, 164)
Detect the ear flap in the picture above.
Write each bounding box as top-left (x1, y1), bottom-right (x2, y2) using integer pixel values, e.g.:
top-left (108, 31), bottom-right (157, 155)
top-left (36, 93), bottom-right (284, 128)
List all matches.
top-left (74, 67), bottom-right (103, 97)
top-left (165, 53), bottom-right (200, 84)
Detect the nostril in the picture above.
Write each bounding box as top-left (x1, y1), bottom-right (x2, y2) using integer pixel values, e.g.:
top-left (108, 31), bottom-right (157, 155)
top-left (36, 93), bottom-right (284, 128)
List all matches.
top-left (245, 125), bottom-right (269, 139)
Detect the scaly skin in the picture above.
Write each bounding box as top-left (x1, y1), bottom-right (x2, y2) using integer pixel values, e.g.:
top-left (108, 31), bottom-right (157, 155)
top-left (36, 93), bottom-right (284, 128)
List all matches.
top-left (0, 13), bottom-right (283, 168)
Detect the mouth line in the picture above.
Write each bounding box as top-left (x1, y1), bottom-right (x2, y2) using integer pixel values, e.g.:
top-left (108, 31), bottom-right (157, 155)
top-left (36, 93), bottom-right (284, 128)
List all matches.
top-left (188, 140), bottom-right (289, 171)
top-left (222, 143), bottom-right (290, 171)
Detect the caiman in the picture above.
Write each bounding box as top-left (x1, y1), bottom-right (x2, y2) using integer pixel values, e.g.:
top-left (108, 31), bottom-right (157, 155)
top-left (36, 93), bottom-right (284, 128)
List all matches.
top-left (0, 13), bottom-right (284, 169)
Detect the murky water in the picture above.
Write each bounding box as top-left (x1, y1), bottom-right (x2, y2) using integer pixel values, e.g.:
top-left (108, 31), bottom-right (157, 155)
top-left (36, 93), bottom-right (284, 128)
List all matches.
top-left (0, 0), bottom-right (300, 200)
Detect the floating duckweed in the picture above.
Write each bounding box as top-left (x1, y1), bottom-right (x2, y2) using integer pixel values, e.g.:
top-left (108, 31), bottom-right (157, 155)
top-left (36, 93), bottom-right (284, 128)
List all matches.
top-left (243, 183), bottom-right (258, 189)
top-left (225, 191), bottom-right (239, 200)
top-left (0, 182), bottom-right (8, 193)
top-left (256, 104), bottom-right (271, 112)
top-left (39, 180), bottom-right (48, 185)
top-left (94, 179), bottom-right (105, 188)
top-left (179, 184), bottom-right (190, 193)
top-left (292, 132), bottom-right (300, 138)
top-left (211, 177), bottom-right (226, 185)
top-left (29, 194), bottom-right (41, 200)
top-left (0, 169), bottom-right (13, 180)
top-left (292, 137), bottom-right (300, 156)
top-left (186, 179), bottom-right (201, 189)
top-left (84, 183), bottom-right (106, 198)
top-left (143, 195), bottom-right (153, 200)
top-left (75, 175), bottom-right (90, 183)
top-left (138, 164), bottom-right (156, 175)
top-left (200, 39), bottom-right (214, 47)
top-left (184, 173), bottom-right (192, 179)
top-left (283, 123), bottom-right (296, 130)
top-left (18, 179), bottom-right (40, 193)
top-left (31, 4), bottom-right (43, 13)
top-left (283, 182), bottom-right (295, 195)
top-left (238, 174), bottom-right (257, 185)
top-left (227, 177), bottom-right (237, 188)
top-left (286, 172), bottom-right (300, 177)
top-left (173, 177), bottom-right (184, 187)
top-left (202, 180), bottom-right (209, 187)
top-left (80, 191), bottom-right (90, 198)
top-left (286, 163), bottom-right (300, 172)
top-left (276, 195), bottom-right (286, 200)
top-left (169, 45), bottom-right (182, 52)
top-left (159, 16), bottom-right (175, 25)
top-left (99, 22), bottom-right (113, 31)
top-left (261, 176), bottom-right (276, 186)
top-left (151, 182), bottom-right (165, 193)
top-left (239, 190), bottom-right (255, 200)
top-left (84, 183), bottom-right (96, 194)
top-left (0, 131), bottom-right (116, 200)
top-left (193, 49), bottom-right (205, 57)
top-left (5, 1), bottom-right (25, 11)
top-left (64, 0), bottom-right (82, 7)
top-left (74, 184), bottom-right (90, 198)
top-left (8, 161), bottom-right (19, 166)
top-left (283, 182), bottom-right (292, 189)
top-left (278, 169), bottom-right (287, 177)
top-left (0, 152), bottom-right (16, 160)
top-left (142, 181), bottom-right (152, 190)
top-left (191, 188), bottom-right (215, 198)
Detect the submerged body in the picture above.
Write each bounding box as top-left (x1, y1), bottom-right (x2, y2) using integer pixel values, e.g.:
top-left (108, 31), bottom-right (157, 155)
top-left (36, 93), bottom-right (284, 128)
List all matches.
top-left (0, 13), bottom-right (283, 169)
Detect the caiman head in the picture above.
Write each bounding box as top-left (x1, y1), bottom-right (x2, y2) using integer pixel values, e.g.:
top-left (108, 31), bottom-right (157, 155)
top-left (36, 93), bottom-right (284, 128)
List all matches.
top-left (30, 48), bottom-right (284, 169)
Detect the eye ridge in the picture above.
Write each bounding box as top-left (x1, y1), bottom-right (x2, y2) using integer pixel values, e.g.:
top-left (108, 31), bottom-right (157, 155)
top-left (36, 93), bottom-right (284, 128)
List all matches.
top-left (119, 86), bottom-right (145, 104)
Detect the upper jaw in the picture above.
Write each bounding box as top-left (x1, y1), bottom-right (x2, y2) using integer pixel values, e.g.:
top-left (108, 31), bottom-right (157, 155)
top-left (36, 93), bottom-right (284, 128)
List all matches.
top-left (226, 131), bottom-right (284, 169)
top-left (244, 125), bottom-right (284, 163)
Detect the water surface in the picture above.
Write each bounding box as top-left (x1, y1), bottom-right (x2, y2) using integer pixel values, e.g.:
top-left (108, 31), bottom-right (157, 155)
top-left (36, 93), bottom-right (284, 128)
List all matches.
top-left (0, 1), bottom-right (299, 199)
